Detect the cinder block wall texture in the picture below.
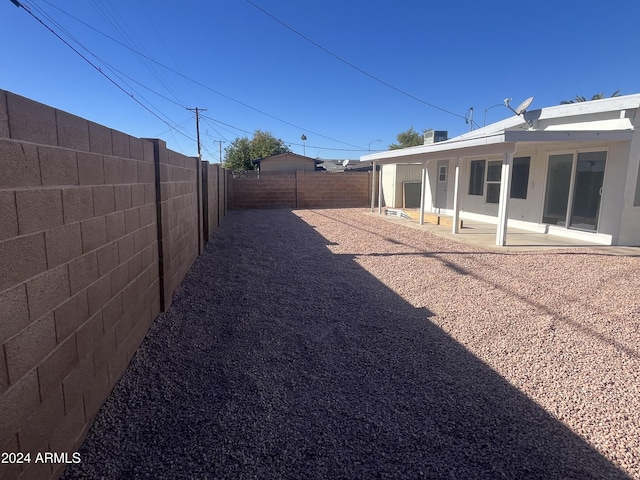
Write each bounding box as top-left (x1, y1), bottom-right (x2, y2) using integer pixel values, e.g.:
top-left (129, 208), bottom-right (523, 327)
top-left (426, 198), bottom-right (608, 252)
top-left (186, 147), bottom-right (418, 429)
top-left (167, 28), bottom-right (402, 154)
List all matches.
top-left (297, 171), bottom-right (371, 208)
top-left (228, 171), bottom-right (372, 210)
top-left (150, 139), bottom-right (203, 311)
top-left (0, 90), bottom-right (225, 480)
top-left (228, 172), bottom-right (296, 209)
top-left (205, 163), bottom-right (226, 235)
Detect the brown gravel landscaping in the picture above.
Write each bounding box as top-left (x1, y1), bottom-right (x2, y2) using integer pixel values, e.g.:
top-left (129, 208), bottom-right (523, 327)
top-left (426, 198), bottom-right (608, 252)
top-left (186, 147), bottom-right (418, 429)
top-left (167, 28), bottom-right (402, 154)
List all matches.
top-left (63, 208), bottom-right (640, 479)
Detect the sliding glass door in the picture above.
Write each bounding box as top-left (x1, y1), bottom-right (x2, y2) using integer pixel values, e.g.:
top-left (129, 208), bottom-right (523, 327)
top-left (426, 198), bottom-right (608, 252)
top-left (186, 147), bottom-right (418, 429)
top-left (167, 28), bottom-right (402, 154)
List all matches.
top-left (542, 151), bottom-right (606, 231)
top-left (542, 154), bottom-right (573, 226)
top-left (570, 152), bottom-right (606, 230)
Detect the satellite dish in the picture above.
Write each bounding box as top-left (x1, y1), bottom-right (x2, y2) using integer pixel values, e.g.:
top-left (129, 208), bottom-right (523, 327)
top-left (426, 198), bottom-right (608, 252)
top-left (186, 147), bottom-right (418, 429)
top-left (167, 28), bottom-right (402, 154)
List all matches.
top-left (515, 96), bottom-right (534, 115)
top-left (505, 96), bottom-right (534, 116)
top-left (342, 159), bottom-right (350, 167)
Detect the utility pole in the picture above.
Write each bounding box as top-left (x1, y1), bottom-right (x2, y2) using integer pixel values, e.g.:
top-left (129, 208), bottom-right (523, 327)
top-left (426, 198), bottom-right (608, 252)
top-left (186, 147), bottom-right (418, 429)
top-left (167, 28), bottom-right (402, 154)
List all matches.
top-left (187, 107), bottom-right (207, 159)
top-left (187, 107), bottom-right (206, 254)
top-left (214, 140), bottom-right (226, 165)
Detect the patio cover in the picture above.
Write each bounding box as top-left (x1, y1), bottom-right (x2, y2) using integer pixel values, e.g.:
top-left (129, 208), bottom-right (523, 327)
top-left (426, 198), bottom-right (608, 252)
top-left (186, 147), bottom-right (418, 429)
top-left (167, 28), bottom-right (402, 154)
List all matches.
top-left (362, 97), bottom-right (639, 246)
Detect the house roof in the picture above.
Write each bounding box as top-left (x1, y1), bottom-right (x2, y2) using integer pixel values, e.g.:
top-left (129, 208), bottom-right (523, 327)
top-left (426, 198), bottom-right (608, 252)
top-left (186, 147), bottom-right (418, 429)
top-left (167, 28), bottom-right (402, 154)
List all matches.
top-left (252, 152), bottom-right (322, 165)
top-left (362, 94), bottom-right (640, 164)
top-left (317, 159), bottom-right (375, 172)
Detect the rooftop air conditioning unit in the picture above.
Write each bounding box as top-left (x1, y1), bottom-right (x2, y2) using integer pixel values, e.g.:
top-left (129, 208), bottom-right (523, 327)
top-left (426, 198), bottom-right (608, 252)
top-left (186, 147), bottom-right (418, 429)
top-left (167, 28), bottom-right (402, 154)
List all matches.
top-left (424, 130), bottom-right (448, 145)
top-left (424, 130), bottom-right (435, 144)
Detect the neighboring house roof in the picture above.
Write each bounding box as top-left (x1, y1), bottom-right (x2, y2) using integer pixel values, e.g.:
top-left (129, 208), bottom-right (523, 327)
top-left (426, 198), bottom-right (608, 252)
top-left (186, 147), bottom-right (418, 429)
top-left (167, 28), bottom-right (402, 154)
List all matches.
top-left (252, 152), bottom-right (322, 166)
top-left (362, 94), bottom-right (640, 164)
top-left (316, 160), bottom-right (344, 172)
top-left (317, 159), bottom-right (374, 172)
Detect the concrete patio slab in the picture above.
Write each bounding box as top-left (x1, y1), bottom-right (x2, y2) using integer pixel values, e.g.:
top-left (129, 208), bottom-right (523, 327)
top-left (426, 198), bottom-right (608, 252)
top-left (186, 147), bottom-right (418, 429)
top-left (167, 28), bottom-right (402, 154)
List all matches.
top-left (367, 211), bottom-right (640, 255)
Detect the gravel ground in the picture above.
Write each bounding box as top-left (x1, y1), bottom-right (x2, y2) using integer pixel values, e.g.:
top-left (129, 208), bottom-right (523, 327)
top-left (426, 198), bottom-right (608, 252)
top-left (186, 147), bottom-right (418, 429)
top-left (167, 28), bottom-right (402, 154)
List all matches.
top-left (62, 208), bottom-right (640, 480)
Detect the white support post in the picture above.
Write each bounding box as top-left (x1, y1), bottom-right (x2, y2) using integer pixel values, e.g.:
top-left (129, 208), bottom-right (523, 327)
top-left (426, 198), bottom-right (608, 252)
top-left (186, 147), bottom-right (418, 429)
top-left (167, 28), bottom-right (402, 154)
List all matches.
top-left (371, 161), bottom-right (376, 212)
top-left (378, 164), bottom-right (383, 214)
top-left (452, 158), bottom-right (461, 234)
top-left (419, 162), bottom-right (427, 225)
top-left (496, 151), bottom-right (514, 246)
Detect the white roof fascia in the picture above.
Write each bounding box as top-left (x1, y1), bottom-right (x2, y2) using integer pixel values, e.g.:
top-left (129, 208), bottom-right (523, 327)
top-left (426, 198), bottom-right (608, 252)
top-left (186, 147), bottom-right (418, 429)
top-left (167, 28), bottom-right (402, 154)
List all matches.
top-left (542, 118), bottom-right (634, 131)
top-left (504, 129), bottom-right (635, 143)
top-left (363, 129), bottom-right (633, 166)
top-left (363, 134), bottom-right (518, 165)
top-left (526, 94), bottom-right (640, 122)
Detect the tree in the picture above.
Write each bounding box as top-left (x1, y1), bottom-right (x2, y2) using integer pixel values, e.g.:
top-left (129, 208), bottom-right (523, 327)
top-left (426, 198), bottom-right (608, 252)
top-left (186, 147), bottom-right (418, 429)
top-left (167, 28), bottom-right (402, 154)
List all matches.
top-left (560, 91), bottom-right (620, 104)
top-left (224, 130), bottom-right (291, 171)
top-left (388, 127), bottom-right (425, 150)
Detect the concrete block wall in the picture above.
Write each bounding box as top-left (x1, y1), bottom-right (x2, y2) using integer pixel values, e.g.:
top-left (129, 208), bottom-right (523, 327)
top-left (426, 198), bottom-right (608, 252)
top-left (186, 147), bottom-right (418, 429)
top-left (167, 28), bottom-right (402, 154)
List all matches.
top-left (221, 168), bottom-right (228, 218)
top-left (149, 140), bottom-right (201, 311)
top-left (228, 171), bottom-right (372, 210)
top-left (205, 164), bottom-right (225, 236)
top-left (0, 90), bottom-right (226, 480)
top-left (297, 171), bottom-right (371, 208)
top-left (228, 172), bottom-right (296, 209)
top-left (0, 90), bottom-right (160, 480)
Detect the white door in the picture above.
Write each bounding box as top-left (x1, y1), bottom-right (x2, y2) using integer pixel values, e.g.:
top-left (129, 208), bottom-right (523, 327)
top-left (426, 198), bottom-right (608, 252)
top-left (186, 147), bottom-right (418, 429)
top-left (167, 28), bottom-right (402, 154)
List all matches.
top-left (435, 160), bottom-right (448, 213)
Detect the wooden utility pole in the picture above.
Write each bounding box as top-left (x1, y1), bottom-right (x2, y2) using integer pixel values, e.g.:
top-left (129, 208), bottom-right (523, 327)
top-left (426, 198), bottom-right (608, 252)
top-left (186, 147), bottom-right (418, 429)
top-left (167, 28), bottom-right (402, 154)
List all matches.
top-left (214, 140), bottom-right (226, 165)
top-left (187, 107), bottom-right (207, 159)
top-left (188, 107), bottom-right (206, 253)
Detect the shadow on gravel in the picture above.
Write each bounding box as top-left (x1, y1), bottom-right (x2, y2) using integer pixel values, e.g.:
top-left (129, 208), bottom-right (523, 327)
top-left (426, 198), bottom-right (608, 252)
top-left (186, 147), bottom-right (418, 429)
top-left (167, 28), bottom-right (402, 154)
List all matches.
top-left (315, 210), bottom-right (640, 363)
top-left (63, 210), bottom-right (630, 480)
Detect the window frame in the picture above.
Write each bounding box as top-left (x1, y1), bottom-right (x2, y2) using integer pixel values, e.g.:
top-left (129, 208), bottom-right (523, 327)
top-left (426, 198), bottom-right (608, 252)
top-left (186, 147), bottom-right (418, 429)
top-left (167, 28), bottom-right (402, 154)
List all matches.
top-left (468, 160), bottom-right (485, 196)
top-left (485, 160), bottom-right (502, 204)
top-left (541, 148), bottom-right (609, 230)
top-left (510, 156), bottom-right (531, 200)
top-left (438, 165), bottom-right (447, 183)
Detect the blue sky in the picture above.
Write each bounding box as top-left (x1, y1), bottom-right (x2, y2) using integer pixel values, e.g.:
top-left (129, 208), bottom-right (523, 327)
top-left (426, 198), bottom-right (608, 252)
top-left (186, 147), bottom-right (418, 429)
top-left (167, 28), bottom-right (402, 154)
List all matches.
top-left (2, 0), bottom-right (639, 162)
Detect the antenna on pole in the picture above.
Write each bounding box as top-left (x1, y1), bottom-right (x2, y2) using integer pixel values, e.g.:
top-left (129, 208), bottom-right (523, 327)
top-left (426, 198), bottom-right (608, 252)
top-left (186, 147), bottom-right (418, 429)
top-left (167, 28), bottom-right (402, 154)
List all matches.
top-left (465, 107), bottom-right (474, 131)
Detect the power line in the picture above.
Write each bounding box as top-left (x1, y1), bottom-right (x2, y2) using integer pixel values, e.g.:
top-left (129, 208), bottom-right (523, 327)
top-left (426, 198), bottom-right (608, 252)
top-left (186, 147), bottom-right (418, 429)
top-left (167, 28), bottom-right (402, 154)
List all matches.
top-left (87, 0), bottom-right (186, 108)
top-left (244, 0), bottom-right (467, 121)
top-left (14, 2), bottom-right (175, 131)
top-left (11, 0), bottom-right (380, 159)
top-left (33, 0), bottom-right (367, 151)
top-left (199, 117), bottom-right (230, 143)
top-left (13, 0), bottom-right (220, 160)
top-left (198, 114), bottom-right (376, 153)
top-left (200, 114), bottom-right (254, 136)
top-left (15, 1), bottom-right (387, 156)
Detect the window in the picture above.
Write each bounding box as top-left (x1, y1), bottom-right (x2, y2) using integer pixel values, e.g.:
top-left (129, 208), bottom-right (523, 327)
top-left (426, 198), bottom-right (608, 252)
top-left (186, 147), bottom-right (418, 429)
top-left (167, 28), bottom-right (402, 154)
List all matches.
top-left (485, 161), bottom-right (502, 204)
top-left (510, 157), bottom-right (531, 199)
top-left (438, 165), bottom-right (447, 182)
top-left (468, 160), bottom-right (485, 195)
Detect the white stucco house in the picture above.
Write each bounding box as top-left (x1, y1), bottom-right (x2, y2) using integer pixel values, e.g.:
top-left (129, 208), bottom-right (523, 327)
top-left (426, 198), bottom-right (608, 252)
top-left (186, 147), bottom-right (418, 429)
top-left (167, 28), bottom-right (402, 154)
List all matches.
top-left (362, 94), bottom-right (640, 246)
